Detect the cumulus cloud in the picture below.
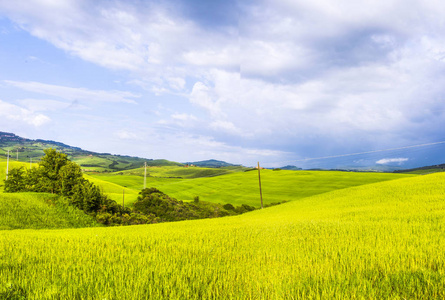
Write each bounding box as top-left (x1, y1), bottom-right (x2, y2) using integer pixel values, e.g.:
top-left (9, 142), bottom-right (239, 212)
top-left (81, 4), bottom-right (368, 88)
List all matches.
top-left (0, 99), bottom-right (50, 126)
top-left (376, 158), bottom-right (409, 165)
top-left (0, 0), bottom-right (238, 91)
top-left (115, 129), bottom-right (140, 140)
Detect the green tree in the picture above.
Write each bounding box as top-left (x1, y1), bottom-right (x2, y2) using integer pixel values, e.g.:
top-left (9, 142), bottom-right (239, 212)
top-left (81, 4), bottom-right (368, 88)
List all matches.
top-left (59, 161), bottom-right (83, 197)
top-left (4, 167), bottom-right (25, 192)
top-left (38, 148), bottom-right (70, 193)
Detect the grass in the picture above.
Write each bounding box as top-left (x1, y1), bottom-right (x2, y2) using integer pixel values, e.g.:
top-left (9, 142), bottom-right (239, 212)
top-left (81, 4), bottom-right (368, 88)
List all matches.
top-left (88, 168), bottom-right (415, 207)
top-left (0, 193), bottom-right (99, 230)
top-left (113, 165), bottom-right (245, 178)
top-left (88, 169), bottom-right (414, 207)
top-left (0, 172), bottom-right (444, 298)
top-left (83, 174), bottom-right (140, 205)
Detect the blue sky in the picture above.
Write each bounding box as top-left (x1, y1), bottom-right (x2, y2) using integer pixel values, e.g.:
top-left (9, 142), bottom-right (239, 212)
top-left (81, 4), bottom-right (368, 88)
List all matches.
top-left (1, 0), bottom-right (445, 168)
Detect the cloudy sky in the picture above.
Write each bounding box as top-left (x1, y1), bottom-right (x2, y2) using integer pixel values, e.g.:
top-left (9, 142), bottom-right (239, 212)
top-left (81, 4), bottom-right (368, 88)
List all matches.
top-left (1, 0), bottom-right (445, 168)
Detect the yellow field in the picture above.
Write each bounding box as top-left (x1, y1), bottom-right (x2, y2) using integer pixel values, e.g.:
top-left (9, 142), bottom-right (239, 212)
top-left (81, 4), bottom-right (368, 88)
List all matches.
top-left (1, 172), bottom-right (444, 298)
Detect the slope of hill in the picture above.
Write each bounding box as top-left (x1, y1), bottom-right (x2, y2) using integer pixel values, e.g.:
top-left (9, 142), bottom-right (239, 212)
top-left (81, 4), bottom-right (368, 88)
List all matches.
top-left (88, 169), bottom-right (415, 207)
top-left (0, 193), bottom-right (99, 230)
top-left (394, 163), bottom-right (445, 174)
top-left (0, 131), bottom-right (182, 171)
top-left (0, 172), bottom-right (443, 298)
top-left (184, 159), bottom-right (240, 167)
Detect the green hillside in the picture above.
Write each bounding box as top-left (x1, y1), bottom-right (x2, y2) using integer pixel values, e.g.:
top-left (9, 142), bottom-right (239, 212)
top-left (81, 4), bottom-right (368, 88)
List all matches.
top-left (0, 173), bottom-right (444, 298)
top-left (89, 169), bottom-right (415, 207)
top-left (0, 193), bottom-right (99, 230)
top-left (116, 165), bottom-right (247, 178)
top-left (0, 132), bottom-right (182, 172)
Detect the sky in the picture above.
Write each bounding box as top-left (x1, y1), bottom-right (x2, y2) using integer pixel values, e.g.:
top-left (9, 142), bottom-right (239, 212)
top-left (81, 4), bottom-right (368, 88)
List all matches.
top-left (1, 0), bottom-right (445, 168)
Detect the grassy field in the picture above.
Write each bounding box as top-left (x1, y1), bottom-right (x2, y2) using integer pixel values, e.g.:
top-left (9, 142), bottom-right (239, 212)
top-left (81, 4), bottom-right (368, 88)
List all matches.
top-left (0, 193), bottom-right (99, 230)
top-left (89, 169), bottom-right (415, 207)
top-left (116, 165), bottom-right (248, 178)
top-left (83, 174), bottom-right (141, 206)
top-left (0, 172), bottom-right (444, 298)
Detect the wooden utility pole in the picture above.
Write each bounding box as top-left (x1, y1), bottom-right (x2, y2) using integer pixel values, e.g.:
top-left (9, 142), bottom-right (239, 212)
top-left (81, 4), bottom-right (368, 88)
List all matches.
top-left (258, 162), bottom-right (263, 209)
top-left (6, 150), bottom-right (9, 180)
top-left (144, 162), bottom-right (147, 189)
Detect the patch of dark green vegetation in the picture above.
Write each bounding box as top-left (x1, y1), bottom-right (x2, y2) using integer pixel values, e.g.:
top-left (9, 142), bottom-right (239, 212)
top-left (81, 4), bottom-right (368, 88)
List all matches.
top-left (0, 283), bottom-right (27, 300)
top-left (129, 188), bottom-right (255, 223)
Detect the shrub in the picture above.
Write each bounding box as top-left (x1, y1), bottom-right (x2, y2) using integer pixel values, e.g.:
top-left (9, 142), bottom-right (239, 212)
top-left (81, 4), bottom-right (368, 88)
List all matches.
top-left (223, 203), bottom-right (235, 210)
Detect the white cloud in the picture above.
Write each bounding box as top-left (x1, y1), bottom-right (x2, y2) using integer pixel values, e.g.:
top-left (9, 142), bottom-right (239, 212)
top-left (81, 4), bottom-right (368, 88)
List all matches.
top-left (5, 81), bottom-right (139, 104)
top-left (189, 81), bottom-right (220, 115)
top-left (115, 129), bottom-right (140, 140)
top-left (0, 99), bottom-right (50, 126)
top-left (210, 120), bottom-right (241, 135)
top-left (376, 158), bottom-right (409, 165)
top-left (171, 113), bottom-right (197, 121)
top-left (17, 99), bottom-right (70, 111)
top-left (0, 0), bottom-right (238, 93)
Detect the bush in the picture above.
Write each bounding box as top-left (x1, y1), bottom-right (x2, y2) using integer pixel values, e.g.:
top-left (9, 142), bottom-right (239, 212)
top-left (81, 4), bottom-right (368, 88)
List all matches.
top-left (223, 203), bottom-right (235, 210)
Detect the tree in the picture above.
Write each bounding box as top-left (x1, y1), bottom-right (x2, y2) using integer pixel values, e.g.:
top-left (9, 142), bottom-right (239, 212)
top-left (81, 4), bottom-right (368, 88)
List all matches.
top-left (59, 161), bottom-right (83, 197)
top-left (38, 148), bottom-right (70, 193)
top-left (4, 167), bottom-right (25, 192)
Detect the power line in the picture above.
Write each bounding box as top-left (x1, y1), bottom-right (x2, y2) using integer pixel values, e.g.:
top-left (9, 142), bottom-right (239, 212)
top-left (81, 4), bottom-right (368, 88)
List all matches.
top-left (270, 140), bottom-right (445, 165)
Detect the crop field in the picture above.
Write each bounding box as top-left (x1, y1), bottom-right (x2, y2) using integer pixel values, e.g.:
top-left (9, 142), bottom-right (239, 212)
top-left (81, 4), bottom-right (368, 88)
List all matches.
top-left (89, 169), bottom-right (414, 207)
top-left (0, 173), bottom-right (444, 299)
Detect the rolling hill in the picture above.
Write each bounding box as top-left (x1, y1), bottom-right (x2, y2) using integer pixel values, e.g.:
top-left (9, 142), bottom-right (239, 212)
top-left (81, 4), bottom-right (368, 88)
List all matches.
top-left (87, 168), bottom-right (414, 207)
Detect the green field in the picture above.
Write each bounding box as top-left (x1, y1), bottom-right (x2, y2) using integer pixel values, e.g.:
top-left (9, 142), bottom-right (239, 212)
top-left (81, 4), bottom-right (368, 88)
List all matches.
top-left (89, 169), bottom-right (414, 207)
top-left (0, 172), bottom-right (444, 298)
top-left (0, 193), bottom-right (99, 230)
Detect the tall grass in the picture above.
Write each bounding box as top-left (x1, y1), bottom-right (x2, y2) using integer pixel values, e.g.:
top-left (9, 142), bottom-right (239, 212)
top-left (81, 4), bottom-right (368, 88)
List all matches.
top-left (0, 173), bottom-right (444, 299)
top-left (0, 193), bottom-right (100, 230)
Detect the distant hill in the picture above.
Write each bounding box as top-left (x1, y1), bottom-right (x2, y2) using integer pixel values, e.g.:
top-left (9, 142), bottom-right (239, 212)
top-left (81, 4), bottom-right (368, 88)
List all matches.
top-left (393, 163), bottom-right (445, 175)
top-left (280, 165), bottom-right (302, 170)
top-left (0, 131), bottom-right (183, 172)
top-left (184, 159), bottom-right (240, 168)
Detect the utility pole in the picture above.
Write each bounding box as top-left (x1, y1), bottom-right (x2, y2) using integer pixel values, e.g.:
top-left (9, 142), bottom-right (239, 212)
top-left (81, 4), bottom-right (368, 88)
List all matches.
top-left (6, 150), bottom-right (10, 180)
top-left (258, 162), bottom-right (263, 209)
top-left (144, 161), bottom-right (147, 189)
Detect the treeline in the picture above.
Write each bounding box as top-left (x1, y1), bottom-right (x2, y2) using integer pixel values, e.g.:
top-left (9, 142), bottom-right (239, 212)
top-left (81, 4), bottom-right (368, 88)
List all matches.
top-left (4, 149), bottom-right (256, 226)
